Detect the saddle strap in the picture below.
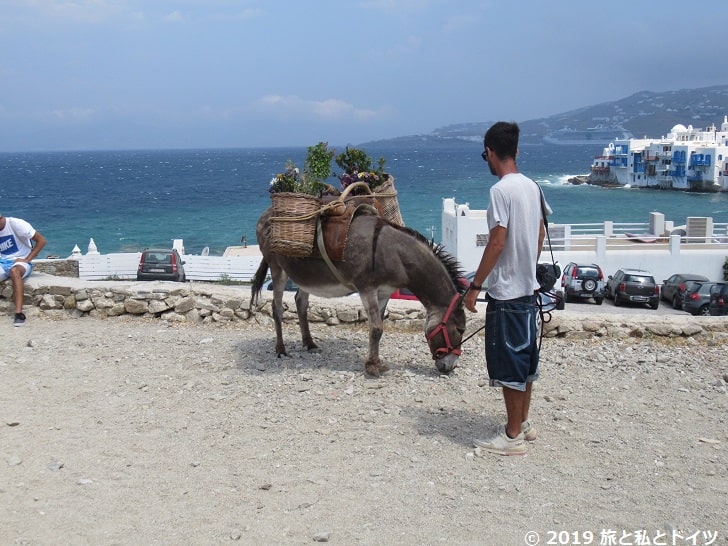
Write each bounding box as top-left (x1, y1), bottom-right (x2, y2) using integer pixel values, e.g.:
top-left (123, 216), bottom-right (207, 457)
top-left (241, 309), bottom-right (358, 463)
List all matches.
top-left (316, 217), bottom-right (353, 289)
top-left (315, 204), bottom-right (379, 290)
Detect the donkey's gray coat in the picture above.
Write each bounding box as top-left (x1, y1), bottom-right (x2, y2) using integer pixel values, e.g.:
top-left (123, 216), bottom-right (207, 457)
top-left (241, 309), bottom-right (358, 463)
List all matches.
top-left (251, 208), bottom-right (467, 377)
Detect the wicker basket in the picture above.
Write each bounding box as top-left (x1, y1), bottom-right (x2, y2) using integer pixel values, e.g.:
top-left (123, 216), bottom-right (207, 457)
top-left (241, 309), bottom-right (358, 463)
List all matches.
top-left (269, 192), bottom-right (322, 257)
top-left (374, 175), bottom-right (404, 226)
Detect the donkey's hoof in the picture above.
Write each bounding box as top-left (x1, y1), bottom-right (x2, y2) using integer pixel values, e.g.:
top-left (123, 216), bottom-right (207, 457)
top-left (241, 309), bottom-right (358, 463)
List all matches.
top-left (377, 362), bottom-right (390, 374)
top-left (365, 362), bottom-right (381, 378)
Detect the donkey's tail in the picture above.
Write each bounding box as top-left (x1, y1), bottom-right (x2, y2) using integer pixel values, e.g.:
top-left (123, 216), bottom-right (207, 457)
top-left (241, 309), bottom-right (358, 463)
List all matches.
top-left (250, 258), bottom-right (269, 308)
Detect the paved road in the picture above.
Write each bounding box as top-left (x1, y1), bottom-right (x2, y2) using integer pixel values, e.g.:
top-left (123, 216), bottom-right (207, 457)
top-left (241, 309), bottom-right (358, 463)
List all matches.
top-left (558, 296), bottom-right (692, 316)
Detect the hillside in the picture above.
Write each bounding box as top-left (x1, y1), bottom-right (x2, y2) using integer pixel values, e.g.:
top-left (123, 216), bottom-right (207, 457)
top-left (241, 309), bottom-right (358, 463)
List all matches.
top-left (364, 85), bottom-right (728, 146)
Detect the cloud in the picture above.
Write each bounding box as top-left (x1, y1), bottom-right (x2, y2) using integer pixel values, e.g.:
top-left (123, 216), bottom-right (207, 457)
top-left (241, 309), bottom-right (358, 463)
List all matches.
top-left (441, 13), bottom-right (479, 34)
top-left (359, 0), bottom-right (441, 15)
top-left (162, 10), bottom-right (184, 23)
top-left (10, 0), bottom-right (131, 23)
top-left (254, 95), bottom-right (387, 122)
top-left (51, 107), bottom-right (97, 121)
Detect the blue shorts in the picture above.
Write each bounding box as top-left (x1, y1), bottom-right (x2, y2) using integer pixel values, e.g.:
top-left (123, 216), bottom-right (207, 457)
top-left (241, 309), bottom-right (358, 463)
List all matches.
top-left (484, 294), bottom-right (540, 391)
top-left (0, 258), bottom-right (32, 281)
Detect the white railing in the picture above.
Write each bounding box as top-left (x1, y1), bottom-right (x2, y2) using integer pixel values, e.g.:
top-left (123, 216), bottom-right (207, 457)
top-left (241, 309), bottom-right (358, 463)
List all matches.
top-left (76, 252), bottom-right (264, 282)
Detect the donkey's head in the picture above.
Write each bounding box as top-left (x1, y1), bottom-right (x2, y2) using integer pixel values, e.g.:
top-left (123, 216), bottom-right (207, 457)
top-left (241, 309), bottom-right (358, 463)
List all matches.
top-left (425, 292), bottom-right (466, 373)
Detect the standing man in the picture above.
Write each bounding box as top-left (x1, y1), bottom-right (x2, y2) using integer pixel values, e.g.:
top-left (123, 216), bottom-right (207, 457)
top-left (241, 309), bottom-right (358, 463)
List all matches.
top-left (0, 214), bottom-right (47, 326)
top-left (463, 122), bottom-right (548, 456)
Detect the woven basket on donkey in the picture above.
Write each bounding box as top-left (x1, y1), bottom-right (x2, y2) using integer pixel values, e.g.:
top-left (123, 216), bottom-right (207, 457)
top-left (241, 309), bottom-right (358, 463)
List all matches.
top-left (374, 175), bottom-right (404, 226)
top-left (269, 192), bottom-right (322, 257)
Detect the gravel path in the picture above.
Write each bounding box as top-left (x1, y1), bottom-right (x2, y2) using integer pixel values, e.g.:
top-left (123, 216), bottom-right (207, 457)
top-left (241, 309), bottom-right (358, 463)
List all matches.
top-left (1, 314), bottom-right (726, 545)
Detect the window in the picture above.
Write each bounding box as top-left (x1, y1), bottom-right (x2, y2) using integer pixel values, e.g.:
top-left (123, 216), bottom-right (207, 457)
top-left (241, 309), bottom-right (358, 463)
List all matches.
top-left (476, 234), bottom-right (489, 247)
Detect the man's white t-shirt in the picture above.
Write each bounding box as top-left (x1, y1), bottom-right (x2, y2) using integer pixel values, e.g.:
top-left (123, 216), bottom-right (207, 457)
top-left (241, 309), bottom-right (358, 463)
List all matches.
top-left (486, 173), bottom-right (549, 300)
top-left (0, 217), bottom-right (37, 260)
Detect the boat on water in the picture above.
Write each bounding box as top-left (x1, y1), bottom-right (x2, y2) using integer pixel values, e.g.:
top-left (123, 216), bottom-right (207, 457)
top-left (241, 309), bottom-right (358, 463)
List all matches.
top-left (577, 116), bottom-right (728, 192)
top-left (543, 124), bottom-right (632, 145)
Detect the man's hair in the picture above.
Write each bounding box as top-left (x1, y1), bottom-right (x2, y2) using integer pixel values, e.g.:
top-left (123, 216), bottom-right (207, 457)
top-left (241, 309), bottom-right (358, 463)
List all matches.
top-left (484, 121), bottom-right (519, 160)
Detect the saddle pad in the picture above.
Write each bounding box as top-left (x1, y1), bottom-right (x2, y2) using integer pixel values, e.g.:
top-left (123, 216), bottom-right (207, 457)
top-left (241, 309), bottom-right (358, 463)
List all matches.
top-left (315, 200), bottom-right (382, 262)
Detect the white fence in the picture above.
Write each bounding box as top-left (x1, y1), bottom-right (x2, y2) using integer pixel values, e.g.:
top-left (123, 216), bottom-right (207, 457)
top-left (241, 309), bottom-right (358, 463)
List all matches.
top-left (77, 253), bottom-right (263, 282)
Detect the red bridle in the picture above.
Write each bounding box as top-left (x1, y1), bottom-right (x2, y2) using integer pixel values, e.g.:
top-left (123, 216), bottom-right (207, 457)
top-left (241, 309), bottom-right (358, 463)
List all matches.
top-left (425, 293), bottom-right (463, 360)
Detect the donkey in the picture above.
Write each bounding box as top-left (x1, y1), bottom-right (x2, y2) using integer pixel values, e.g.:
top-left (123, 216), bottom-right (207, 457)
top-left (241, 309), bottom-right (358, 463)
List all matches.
top-left (250, 208), bottom-right (467, 377)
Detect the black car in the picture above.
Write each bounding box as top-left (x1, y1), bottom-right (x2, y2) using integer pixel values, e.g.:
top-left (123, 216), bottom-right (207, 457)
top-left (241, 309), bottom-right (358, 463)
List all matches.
top-left (561, 262), bottom-right (605, 305)
top-left (709, 282), bottom-right (728, 316)
top-left (660, 273), bottom-right (709, 309)
top-left (680, 281), bottom-right (719, 316)
top-left (136, 248), bottom-right (186, 282)
top-left (605, 268), bottom-right (660, 309)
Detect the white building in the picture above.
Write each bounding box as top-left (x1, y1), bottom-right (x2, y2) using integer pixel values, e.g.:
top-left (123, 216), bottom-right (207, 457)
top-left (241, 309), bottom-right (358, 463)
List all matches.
top-left (441, 198), bottom-right (728, 282)
top-left (590, 116), bottom-right (728, 192)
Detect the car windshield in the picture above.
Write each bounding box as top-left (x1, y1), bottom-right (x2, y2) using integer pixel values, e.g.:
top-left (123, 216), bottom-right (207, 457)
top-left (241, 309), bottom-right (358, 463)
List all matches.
top-left (625, 275), bottom-right (654, 283)
top-left (683, 281), bottom-right (701, 292)
top-left (145, 253), bottom-right (171, 263)
top-left (577, 267), bottom-right (600, 278)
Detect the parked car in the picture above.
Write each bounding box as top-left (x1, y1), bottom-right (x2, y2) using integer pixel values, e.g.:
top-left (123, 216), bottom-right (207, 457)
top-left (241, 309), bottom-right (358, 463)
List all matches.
top-left (709, 282), bottom-right (728, 316)
top-left (392, 277), bottom-right (471, 302)
top-left (463, 271), bottom-right (564, 310)
top-left (263, 278), bottom-right (298, 292)
top-left (680, 281), bottom-right (719, 316)
top-left (605, 268), bottom-right (660, 309)
top-left (136, 248), bottom-right (186, 282)
top-left (561, 262), bottom-right (605, 305)
top-left (390, 287), bottom-right (418, 301)
top-left (660, 273), bottom-right (709, 309)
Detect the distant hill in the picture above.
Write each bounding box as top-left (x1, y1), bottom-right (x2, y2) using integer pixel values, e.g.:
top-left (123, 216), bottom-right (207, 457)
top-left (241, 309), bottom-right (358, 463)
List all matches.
top-left (363, 85), bottom-right (728, 147)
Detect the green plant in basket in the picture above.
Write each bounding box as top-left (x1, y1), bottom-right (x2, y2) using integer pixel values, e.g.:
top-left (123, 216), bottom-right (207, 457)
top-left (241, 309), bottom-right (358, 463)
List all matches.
top-left (269, 142), bottom-right (336, 196)
top-left (303, 141), bottom-right (335, 186)
top-left (335, 146), bottom-right (387, 192)
top-left (269, 160), bottom-right (304, 194)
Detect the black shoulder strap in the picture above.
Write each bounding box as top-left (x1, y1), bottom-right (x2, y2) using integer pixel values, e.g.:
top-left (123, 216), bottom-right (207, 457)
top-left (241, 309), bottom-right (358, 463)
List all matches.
top-left (535, 183), bottom-right (554, 261)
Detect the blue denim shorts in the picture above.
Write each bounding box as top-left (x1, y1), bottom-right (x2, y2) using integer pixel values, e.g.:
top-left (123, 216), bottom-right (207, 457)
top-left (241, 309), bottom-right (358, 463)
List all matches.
top-left (484, 294), bottom-right (540, 391)
top-left (0, 258), bottom-right (32, 281)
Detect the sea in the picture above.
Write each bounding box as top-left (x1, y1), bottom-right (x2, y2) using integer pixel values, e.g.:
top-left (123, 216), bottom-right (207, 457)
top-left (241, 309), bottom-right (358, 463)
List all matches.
top-left (2, 142), bottom-right (728, 259)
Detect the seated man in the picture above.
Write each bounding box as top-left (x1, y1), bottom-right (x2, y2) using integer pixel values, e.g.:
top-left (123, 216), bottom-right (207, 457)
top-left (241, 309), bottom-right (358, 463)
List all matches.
top-left (0, 214), bottom-right (47, 326)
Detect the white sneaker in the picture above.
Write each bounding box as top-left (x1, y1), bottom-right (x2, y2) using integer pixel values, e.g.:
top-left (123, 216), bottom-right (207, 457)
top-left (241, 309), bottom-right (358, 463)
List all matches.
top-left (473, 425), bottom-right (527, 456)
top-left (521, 420), bottom-right (537, 442)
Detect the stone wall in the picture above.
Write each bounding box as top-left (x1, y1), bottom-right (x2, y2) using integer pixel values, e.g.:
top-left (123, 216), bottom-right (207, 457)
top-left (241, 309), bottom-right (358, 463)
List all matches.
top-left (32, 259), bottom-right (79, 278)
top-left (3, 273), bottom-right (728, 340)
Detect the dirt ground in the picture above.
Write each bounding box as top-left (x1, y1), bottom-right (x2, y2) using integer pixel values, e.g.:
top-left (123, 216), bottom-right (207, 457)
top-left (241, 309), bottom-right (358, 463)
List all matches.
top-left (1, 313), bottom-right (726, 545)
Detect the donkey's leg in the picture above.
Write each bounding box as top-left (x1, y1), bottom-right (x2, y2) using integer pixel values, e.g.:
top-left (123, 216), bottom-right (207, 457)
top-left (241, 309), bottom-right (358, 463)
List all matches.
top-left (359, 290), bottom-right (387, 377)
top-left (269, 267), bottom-right (288, 357)
top-left (294, 290), bottom-right (320, 352)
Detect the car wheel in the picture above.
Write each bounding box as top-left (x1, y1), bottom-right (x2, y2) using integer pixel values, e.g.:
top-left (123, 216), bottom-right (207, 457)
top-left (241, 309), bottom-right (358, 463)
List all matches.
top-left (613, 292), bottom-right (622, 306)
top-left (699, 304), bottom-right (710, 316)
top-left (582, 278), bottom-right (597, 293)
top-left (672, 296), bottom-right (681, 310)
top-left (650, 301), bottom-right (659, 310)
top-left (595, 297), bottom-right (603, 305)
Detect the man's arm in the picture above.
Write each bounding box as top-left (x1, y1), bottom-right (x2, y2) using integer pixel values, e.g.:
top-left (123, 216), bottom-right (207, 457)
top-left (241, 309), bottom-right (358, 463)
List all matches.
top-left (537, 219), bottom-right (545, 260)
top-left (19, 231), bottom-right (47, 262)
top-left (464, 225), bottom-right (506, 312)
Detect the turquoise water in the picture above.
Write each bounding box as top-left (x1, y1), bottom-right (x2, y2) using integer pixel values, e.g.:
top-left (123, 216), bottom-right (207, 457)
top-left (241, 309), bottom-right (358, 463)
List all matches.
top-left (1, 143), bottom-right (727, 258)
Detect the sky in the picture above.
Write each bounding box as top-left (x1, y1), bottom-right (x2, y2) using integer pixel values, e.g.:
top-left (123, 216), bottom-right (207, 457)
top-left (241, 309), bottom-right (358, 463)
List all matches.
top-left (1, 0), bottom-right (727, 152)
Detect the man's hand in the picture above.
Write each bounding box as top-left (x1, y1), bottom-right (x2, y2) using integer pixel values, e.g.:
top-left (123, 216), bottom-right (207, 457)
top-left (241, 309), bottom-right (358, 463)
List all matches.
top-left (464, 288), bottom-right (479, 313)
